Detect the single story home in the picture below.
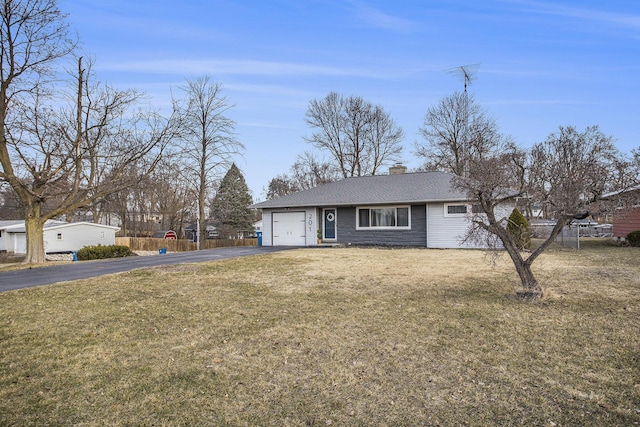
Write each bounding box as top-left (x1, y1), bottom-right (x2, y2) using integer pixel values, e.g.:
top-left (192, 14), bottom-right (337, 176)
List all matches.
top-left (0, 220), bottom-right (120, 254)
top-left (250, 169), bottom-right (512, 248)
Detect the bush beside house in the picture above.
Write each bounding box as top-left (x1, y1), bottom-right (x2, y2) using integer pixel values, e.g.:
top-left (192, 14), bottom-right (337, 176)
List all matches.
top-left (76, 245), bottom-right (132, 261)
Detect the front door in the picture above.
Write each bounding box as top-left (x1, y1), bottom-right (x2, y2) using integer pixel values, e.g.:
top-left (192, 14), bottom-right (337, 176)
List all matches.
top-left (323, 208), bottom-right (336, 240)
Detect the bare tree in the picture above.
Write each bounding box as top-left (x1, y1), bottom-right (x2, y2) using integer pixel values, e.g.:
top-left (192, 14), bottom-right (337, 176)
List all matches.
top-left (0, 0), bottom-right (74, 259)
top-left (416, 92), bottom-right (502, 176)
top-left (290, 151), bottom-right (340, 190)
top-left (304, 92), bottom-right (404, 178)
top-left (456, 125), bottom-right (620, 299)
top-left (1, 54), bottom-right (176, 263)
top-left (149, 159), bottom-right (193, 235)
top-left (0, 181), bottom-right (21, 218)
top-left (265, 174), bottom-right (297, 200)
top-left (264, 151), bottom-right (340, 200)
top-left (173, 76), bottom-right (243, 247)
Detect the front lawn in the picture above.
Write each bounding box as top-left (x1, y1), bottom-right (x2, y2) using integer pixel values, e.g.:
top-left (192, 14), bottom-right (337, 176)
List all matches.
top-left (1, 241), bottom-right (638, 425)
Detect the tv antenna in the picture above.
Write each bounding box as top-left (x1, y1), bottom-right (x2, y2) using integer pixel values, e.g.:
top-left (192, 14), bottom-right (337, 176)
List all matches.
top-left (446, 63), bottom-right (480, 92)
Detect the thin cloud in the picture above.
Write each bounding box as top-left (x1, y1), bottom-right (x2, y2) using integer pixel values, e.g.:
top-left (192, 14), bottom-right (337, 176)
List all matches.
top-left (225, 82), bottom-right (314, 98)
top-left (486, 98), bottom-right (599, 106)
top-left (503, 0), bottom-right (640, 30)
top-left (99, 59), bottom-right (392, 79)
top-left (349, 1), bottom-right (416, 32)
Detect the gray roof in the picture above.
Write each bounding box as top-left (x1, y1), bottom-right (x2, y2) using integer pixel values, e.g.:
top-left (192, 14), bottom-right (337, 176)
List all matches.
top-left (252, 171), bottom-right (470, 209)
top-left (0, 220), bottom-right (119, 233)
top-left (0, 220), bottom-right (25, 230)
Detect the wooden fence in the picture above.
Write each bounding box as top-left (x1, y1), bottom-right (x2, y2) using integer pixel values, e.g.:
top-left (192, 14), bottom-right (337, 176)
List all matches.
top-left (115, 237), bottom-right (258, 252)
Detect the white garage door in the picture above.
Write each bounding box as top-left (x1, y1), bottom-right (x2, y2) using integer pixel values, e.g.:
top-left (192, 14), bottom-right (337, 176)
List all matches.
top-left (272, 212), bottom-right (306, 246)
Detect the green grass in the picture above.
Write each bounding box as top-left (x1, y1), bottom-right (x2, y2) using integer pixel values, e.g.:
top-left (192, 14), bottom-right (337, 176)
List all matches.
top-left (1, 240), bottom-right (639, 426)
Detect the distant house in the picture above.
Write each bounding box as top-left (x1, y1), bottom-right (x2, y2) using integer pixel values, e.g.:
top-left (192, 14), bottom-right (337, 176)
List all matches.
top-left (184, 224), bottom-right (218, 242)
top-left (0, 220), bottom-right (120, 254)
top-left (250, 170), bottom-right (513, 248)
top-left (603, 185), bottom-right (640, 239)
top-left (253, 220), bottom-right (263, 236)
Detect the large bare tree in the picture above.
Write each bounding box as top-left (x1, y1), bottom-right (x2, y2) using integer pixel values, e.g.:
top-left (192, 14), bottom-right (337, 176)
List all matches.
top-left (0, 2), bottom-right (177, 263)
top-left (456, 125), bottom-right (620, 299)
top-left (416, 92), bottom-right (503, 176)
top-left (3, 56), bottom-right (176, 263)
top-left (304, 92), bottom-right (404, 178)
top-left (173, 76), bottom-right (243, 247)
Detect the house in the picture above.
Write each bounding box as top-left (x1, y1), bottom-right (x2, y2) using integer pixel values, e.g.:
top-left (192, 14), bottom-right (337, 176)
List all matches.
top-left (184, 224), bottom-right (218, 242)
top-left (603, 185), bottom-right (640, 239)
top-left (250, 170), bottom-right (512, 248)
top-left (0, 220), bottom-right (120, 254)
top-left (253, 220), bottom-right (263, 236)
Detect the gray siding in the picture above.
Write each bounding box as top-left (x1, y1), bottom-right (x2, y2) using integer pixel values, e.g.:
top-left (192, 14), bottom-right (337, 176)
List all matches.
top-left (335, 205), bottom-right (427, 246)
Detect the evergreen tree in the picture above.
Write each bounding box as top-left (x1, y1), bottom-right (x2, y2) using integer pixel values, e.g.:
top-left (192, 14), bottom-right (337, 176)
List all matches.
top-left (210, 164), bottom-right (255, 238)
top-left (507, 207), bottom-right (531, 250)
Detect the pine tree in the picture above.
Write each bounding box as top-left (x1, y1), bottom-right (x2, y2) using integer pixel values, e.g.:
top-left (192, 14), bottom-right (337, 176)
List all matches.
top-left (209, 164), bottom-right (255, 238)
top-left (507, 207), bottom-right (531, 250)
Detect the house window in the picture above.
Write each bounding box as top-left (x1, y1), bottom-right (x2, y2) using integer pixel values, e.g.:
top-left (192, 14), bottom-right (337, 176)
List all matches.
top-left (357, 206), bottom-right (410, 229)
top-left (447, 204), bottom-right (468, 215)
top-left (444, 203), bottom-right (482, 216)
top-left (445, 203), bottom-right (475, 217)
top-left (56, 232), bottom-right (63, 240)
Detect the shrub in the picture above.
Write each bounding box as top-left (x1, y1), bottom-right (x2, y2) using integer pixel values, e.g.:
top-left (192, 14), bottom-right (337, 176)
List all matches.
top-left (507, 207), bottom-right (531, 250)
top-left (626, 230), bottom-right (640, 247)
top-left (76, 244), bottom-right (132, 261)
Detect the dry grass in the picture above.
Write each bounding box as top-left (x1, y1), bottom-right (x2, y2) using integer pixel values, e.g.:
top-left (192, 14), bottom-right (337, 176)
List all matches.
top-left (1, 240), bottom-right (639, 426)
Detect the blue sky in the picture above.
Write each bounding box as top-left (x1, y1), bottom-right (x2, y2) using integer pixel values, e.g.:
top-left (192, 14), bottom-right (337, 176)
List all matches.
top-left (58, 0), bottom-right (639, 200)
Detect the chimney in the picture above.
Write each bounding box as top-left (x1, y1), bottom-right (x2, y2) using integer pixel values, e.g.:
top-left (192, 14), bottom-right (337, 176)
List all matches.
top-left (389, 163), bottom-right (407, 175)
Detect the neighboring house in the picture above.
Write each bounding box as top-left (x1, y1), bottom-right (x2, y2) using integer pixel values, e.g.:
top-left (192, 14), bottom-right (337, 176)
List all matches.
top-left (250, 170), bottom-right (513, 248)
top-left (184, 224), bottom-right (218, 242)
top-left (0, 220), bottom-right (120, 254)
top-left (603, 185), bottom-right (640, 239)
top-left (253, 220), bottom-right (263, 236)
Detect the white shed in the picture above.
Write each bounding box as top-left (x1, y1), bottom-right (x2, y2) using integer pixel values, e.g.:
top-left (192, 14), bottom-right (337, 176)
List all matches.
top-left (0, 220), bottom-right (120, 254)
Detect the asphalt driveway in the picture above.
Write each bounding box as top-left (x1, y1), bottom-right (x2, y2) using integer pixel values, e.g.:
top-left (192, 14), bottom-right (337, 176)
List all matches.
top-left (0, 246), bottom-right (294, 292)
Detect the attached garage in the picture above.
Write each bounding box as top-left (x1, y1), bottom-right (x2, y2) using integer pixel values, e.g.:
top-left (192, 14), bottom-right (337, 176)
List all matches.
top-left (272, 212), bottom-right (306, 246)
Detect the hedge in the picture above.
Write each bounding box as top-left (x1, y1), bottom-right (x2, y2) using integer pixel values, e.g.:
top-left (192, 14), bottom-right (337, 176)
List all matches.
top-left (76, 245), bottom-right (133, 261)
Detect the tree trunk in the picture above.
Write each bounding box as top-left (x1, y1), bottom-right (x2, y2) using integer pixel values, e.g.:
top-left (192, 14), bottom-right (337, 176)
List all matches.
top-left (23, 204), bottom-right (47, 264)
top-left (513, 259), bottom-right (544, 300)
top-left (498, 227), bottom-right (544, 301)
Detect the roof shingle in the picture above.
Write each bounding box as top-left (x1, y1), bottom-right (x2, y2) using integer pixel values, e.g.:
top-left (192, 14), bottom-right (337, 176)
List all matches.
top-left (252, 171), bottom-right (469, 209)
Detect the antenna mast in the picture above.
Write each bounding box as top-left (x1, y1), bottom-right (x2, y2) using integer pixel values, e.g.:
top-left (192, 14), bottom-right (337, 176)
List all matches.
top-left (446, 63), bottom-right (480, 92)
top-left (445, 64), bottom-right (480, 178)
